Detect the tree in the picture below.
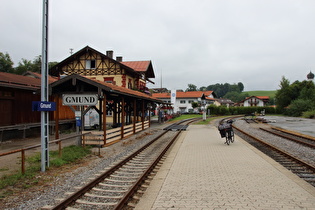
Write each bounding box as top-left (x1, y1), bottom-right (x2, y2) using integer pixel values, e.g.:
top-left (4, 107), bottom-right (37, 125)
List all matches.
top-left (15, 58), bottom-right (34, 75)
top-left (298, 80), bottom-right (315, 101)
top-left (275, 76), bottom-right (292, 111)
top-left (237, 82), bottom-right (244, 92)
top-left (186, 84), bottom-right (197, 92)
top-left (191, 102), bottom-right (199, 109)
top-left (206, 82), bottom-right (244, 98)
top-left (14, 56), bottom-right (43, 75)
top-left (199, 86), bottom-right (206, 91)
top-left (224, 91), bottom-right (249, 103)
top-left (0, 52), bottom-right (14, 73)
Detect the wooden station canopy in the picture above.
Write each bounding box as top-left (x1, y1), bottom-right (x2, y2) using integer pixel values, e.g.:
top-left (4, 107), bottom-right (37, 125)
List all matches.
top-left (49, 74), bottom-right (162, 145)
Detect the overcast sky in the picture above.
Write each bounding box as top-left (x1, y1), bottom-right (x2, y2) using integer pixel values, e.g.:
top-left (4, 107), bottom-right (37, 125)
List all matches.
top-left (1, 0), bottom-right (315, 91)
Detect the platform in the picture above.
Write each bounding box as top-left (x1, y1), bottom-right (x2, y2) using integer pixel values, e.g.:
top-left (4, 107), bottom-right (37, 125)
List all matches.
top-left (135, 124), bottom-right (315, 209)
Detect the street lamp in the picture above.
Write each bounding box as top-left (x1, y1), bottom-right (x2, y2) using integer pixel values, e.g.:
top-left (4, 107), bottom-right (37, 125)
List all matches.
top-left (201, 94), bottom-right (206, 121)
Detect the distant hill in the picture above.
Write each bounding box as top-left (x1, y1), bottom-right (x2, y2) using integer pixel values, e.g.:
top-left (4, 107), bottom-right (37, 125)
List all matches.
top-left (243, 90), bottom-right (276, 98)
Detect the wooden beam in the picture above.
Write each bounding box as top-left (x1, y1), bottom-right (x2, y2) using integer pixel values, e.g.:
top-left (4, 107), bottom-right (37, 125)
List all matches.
top-left (133, 99), bottom-right (136, 134)
top-left (142, 100), bottom-right (145, 130)
top-left (121, 97), bottom-right (125, 139)
top-left (55, 95), bottom-right (60, 140)
top-left (103, 94), bottom-right (107, 145)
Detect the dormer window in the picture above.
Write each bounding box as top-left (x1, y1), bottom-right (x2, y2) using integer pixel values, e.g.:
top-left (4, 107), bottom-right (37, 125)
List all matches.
top-left (86, 60), bottom-right (96, 69)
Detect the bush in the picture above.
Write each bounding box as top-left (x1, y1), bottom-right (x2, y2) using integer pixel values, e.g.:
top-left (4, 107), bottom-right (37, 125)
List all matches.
top-left (302, 110), bottom-right (315, 118)
top-left (207, 105), bottom-right (276, 116)
top-left (285, 99), bottom-right (314, 117)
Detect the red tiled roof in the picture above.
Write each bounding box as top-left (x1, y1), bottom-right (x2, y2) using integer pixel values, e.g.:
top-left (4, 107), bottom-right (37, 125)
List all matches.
top-left (0, 72), bottom-right (41, 90)
top-left (87, 77), bottom-right (162, 102)
top-left (153, 91), bottom-right (214, 99)
top-left (256, 96), bottom-right (269, 100)
top-left (240, 96), bottom-right (270, 103)
top-left (23, 71), bottom-right (58, 83)
top-left (121, 61), bottom-right (150, 72)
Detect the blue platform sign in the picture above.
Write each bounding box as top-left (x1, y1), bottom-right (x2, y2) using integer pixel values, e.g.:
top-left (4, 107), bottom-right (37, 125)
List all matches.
top-left (32, 101), bottom-right (56, 111)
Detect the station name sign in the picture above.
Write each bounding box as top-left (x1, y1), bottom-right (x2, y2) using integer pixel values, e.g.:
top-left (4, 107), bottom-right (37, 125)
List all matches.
top-left (62, 94), bottom-right (98, 106)
top-left (32, 101), bottom-right (56, 111)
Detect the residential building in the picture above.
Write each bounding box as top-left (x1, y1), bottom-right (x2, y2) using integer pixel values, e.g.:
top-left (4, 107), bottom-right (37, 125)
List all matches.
top-left (215, 98), bottom-right (235, 107)
top-left (152, 91), bottom-right (216, 113)
top-left (238, 96), bottom-right (270, 107)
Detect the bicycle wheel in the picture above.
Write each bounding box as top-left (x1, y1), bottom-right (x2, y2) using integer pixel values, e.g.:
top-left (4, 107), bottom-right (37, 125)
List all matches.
top-left (225, 132), bottom-right (230, 145)
top-left (230, 130), bottom-right (234, 143)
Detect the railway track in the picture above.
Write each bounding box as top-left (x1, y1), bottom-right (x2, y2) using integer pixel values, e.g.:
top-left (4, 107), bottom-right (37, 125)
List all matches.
top-left (50, 118), bottom-right (199, 210)
top-left (259, 127), bottom-right (315, 149)
top-left (233, 125), bottom-right (315, 187)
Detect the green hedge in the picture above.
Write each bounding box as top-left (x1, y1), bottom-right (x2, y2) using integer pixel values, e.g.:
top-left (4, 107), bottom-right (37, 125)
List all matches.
top-left (207, 105), bottom-right (277, 116)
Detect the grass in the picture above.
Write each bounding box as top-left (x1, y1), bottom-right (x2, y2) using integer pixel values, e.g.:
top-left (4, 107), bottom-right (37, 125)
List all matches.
top-left (0, 145), bottom-right (92, 199)
top-left (243, 90), bottom-right (277, 98)
top-left (169, 114), bottom-right (225, 125)
top-left (169, 114), bottom-right (202, 121)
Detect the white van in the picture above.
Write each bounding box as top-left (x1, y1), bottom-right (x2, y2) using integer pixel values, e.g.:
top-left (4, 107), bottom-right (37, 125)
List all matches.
top-left (84, 109), bottom-right (99, 130)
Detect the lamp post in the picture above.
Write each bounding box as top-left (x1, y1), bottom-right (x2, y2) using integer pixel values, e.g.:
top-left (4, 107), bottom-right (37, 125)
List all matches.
top-left (201, 94), bottom-right (206, 121)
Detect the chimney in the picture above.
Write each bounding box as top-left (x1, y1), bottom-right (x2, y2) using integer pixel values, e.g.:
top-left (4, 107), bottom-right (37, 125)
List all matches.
top-left (106, 50), bottom-right (113, 58)
top-left (116, 56), bottom-right (123, 62)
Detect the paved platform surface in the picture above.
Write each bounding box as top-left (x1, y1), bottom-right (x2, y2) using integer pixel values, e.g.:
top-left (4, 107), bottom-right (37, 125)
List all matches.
top-left (135, 124), bottom-right (315, 210)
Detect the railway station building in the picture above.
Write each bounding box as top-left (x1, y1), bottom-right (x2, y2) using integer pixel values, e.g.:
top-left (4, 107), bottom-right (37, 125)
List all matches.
top-left (0, 46), bottom-right (163, 145)
top-left (49, 46), bottom-right (162, 146)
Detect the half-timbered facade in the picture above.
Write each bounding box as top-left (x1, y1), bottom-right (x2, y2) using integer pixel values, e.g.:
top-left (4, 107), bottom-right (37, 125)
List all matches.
top-left (49, 46), bottom-right (155, 93)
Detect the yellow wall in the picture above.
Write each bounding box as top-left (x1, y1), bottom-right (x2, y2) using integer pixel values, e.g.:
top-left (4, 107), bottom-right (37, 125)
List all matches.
top-left (59, 51), bottom-right (146, 90)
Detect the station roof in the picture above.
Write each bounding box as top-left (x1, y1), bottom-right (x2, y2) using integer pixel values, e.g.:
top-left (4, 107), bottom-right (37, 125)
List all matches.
top-left (23, 71), bottom-right (58, 83)
top-left (50, 74), bottom-right (162, 103)
top-left (0, 72), bottom-right (41, 91)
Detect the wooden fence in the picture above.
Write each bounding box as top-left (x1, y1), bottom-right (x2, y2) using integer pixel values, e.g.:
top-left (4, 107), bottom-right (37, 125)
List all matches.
top-left (82, 121), bottom-right (150, 147)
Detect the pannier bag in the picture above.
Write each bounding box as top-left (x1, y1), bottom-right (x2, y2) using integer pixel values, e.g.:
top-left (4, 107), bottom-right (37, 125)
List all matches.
top-left (218, 123), bottom-right (231, 138)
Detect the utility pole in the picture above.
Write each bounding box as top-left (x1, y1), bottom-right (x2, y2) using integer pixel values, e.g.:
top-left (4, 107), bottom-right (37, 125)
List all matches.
top-left (41, 0), bottom-right (49, 172)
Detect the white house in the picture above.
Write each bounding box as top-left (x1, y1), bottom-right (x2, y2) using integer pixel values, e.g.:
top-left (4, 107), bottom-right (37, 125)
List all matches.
top-left (152, 91), bottom-right (216, 113)
top-left (240, 96), bottom-right (269, 107)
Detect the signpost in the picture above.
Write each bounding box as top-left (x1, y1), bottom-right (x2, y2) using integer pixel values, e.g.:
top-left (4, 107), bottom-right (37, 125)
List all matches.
top-left (32, 101), bottom-right (56, 112)
top-left (62, 94), bottom-right (99, 145)
top-left (62, 94), bottom-right (98, 106)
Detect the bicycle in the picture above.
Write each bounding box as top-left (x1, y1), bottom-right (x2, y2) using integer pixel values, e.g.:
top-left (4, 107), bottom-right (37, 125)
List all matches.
top-left (224, 127), bottom-right (234, 145)
top-left (218, 120), bottom-right (234, 145)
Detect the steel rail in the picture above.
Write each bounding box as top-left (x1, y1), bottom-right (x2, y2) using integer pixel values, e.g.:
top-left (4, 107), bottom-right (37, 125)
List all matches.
top-left (113, 128), bottom-right (183, 209)
top-left (259, 127), bottom-right (315, 149)
top-left (234, 125), bottom-right (315, 172)
top-left (51, 130), bottom-right (168, 210)
top-left (272, 127), bottom-right (315, 142)
top-left (51, 118), bottom-right (196, 209)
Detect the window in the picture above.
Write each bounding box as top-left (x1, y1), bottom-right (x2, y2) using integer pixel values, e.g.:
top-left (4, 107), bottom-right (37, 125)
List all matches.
top-left (180, 100), bottom-right (186, 104)
top-left (86, 60), bottom-right (96, 69)
top-left (104, 77), bottom-right (115, 85)
top-left (128, 79), bottom-right (132, 89)
top-left (188, 100), bottom-right (194, 103)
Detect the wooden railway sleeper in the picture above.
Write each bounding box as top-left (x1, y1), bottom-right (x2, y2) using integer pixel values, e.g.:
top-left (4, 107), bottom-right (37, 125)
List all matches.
top-left (110, 174), bottom-right (140, 179)
top-left (105, 178), bottom-right (135, 183)
top-left (76, 199), bottom-right (117, 206)
top-left (92, 187), bottom-right (125, 193)
top-left (84, 193), bottom-right (123, 199)
top-left (98, 183), bottom-right (130, 188)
